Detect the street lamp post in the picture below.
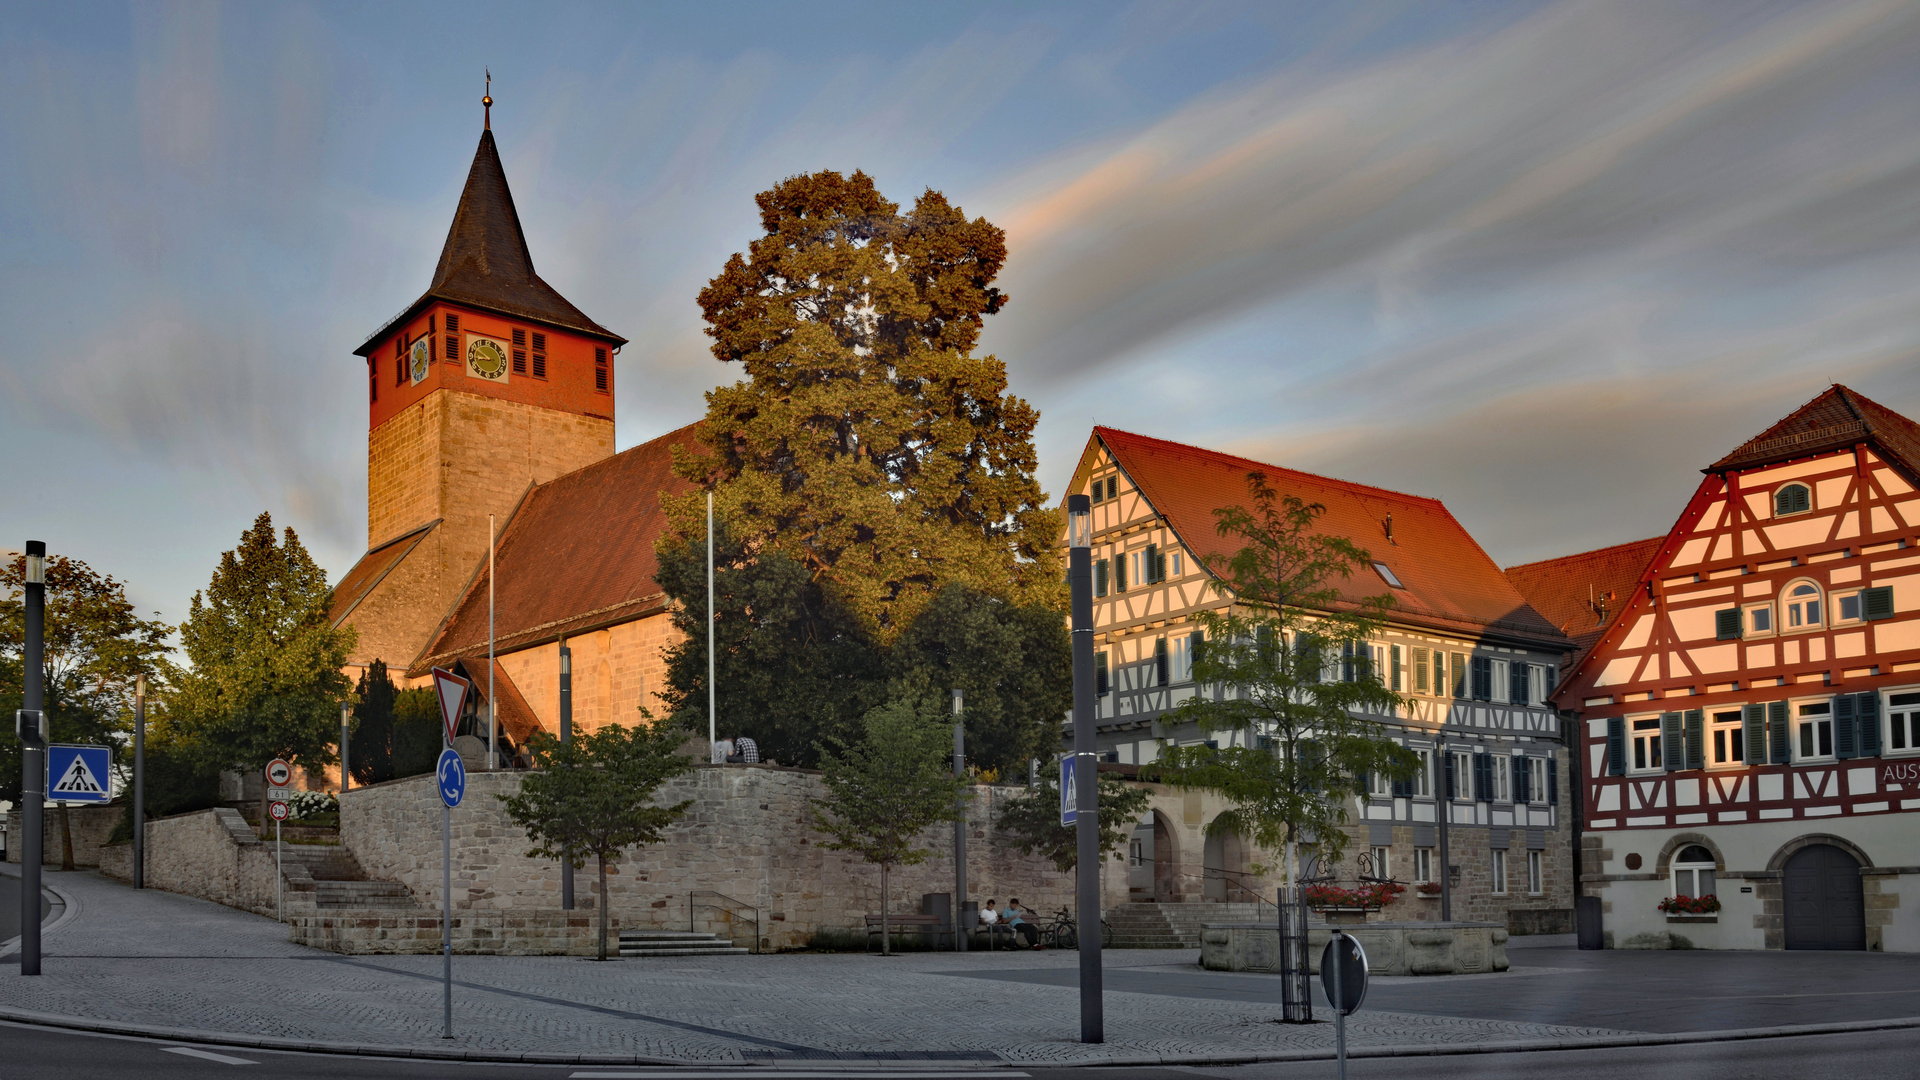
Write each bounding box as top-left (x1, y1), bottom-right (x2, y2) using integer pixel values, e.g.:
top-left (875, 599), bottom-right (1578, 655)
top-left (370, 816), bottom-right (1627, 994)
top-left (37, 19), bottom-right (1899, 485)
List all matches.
top-left (1067, 494), bottom-right (1102, 1043)
top-left (952, 688), bottom-right (966, 953)
top-left (135, 674), bottom-right (147, 889)
top-left (1437, 741), bottom-right (1453, 923)
top-left (19, 540), bottom-right (46, 976)
top-left (559, 640), bottom-right (574, 910)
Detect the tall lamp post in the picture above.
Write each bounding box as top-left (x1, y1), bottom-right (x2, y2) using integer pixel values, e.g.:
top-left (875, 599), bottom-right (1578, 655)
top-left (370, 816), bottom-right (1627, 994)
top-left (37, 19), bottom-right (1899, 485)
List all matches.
top-left (1067, 494), bottom-right (1102, 1043)
top-left (559, 639), bottom-right (574, 910)
top-left (1437, 741), bottom-right (1453, 923)
top-left (18, 540), bottom-right (46, 975)
top-left (135, 674), bottom-right (148, 889)
top-left (952, 688), bottom-right (967, 953)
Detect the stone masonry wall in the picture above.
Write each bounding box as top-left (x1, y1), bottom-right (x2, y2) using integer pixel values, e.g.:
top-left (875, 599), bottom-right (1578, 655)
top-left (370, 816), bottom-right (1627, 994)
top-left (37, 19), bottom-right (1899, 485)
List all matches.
top-left (5, 803), bottom-right (123, 867)
top-left (342, 765), bottom-right (1122, 950)
top-left (94, 807), bottom-right (295, 919)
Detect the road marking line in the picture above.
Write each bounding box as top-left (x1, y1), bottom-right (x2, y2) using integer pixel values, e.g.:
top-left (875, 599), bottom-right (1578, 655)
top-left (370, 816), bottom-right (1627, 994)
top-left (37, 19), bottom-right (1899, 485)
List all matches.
top-left (570, 1073), bottom-right (1026, 1079)
top-left (163, 1046), bottom-right (260, 1065)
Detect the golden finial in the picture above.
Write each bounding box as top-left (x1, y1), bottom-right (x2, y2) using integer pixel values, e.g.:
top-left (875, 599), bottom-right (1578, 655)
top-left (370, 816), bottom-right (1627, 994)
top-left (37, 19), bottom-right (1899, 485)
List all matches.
top-left (483, 68), bottom-right (492, 130)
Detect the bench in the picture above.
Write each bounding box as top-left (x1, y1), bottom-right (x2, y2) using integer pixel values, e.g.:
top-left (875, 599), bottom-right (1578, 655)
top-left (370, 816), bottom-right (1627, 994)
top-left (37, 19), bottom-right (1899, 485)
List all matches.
top-left (864, 913), bottom-right (950, 949)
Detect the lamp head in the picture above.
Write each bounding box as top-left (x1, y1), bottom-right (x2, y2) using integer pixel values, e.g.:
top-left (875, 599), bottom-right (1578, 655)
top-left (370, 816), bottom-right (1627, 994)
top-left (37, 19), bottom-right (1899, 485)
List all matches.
top-left (1067, 494), bottom-right (1091, 549)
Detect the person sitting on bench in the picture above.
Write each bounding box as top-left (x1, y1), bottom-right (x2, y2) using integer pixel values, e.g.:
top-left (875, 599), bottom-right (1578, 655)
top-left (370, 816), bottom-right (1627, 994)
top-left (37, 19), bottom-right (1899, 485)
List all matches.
top-left (1003, 898), bottom-right (1040, 949)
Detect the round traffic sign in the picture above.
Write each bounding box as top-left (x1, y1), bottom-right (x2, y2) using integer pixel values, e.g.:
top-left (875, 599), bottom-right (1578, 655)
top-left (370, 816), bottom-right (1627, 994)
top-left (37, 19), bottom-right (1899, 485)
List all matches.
top-left (268, 800), bottom-right (290, 822)
top-left (266, 758), bottom-right (293, 786)
top-left (1320, 933), bottom-right (1370, 1015)
top-left (437, 748), bottom-right (466, 808)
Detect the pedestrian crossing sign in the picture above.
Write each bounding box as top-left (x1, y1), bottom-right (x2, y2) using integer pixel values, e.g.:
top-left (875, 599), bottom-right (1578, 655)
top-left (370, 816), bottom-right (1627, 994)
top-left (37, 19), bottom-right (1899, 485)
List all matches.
top-left (46, 744), bottom-right (112, 804)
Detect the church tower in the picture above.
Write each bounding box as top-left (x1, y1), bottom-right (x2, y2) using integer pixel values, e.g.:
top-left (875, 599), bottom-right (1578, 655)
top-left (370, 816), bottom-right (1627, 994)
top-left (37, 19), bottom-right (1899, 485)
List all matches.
top-left (332, 94), bottom-right (623, 678)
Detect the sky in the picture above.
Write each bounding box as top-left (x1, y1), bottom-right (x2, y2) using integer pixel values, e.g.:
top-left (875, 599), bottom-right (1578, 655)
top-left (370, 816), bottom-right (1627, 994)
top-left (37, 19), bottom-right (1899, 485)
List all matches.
top-left (3, 0), bottom-right (1920, 630)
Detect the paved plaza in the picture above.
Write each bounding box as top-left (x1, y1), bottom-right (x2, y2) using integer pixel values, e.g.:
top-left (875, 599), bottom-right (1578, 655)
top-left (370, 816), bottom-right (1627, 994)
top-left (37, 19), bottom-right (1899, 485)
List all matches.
top-left (1, 866), bottom-right (1916, 1066)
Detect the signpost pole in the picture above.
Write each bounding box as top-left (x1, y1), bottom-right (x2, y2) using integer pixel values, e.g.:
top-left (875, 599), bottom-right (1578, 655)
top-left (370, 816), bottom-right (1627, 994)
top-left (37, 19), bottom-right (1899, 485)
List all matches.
top-left (706, 492), bottom-right (716, 760)
top-left (429, 667), bottom-right (469, 1041)
top-left (20, 540), bottom-right (45, 977)
top-left (1066, 495), bottom-right (1101, 1044)
top-left (340, 702), bottom-right (351, 795)
top-left (443, 794), bottom-right (452, 1039)
top-left (276, 817), bottom-right (283, 921)
top-left (952, 688), bottom-right (966, 953)
top-left (134, 673), bottom-right (146, 889)
top-left (1333, 930), bottom-right (1346, 1080)
top-left (487, 514), bottom-right (496, 772)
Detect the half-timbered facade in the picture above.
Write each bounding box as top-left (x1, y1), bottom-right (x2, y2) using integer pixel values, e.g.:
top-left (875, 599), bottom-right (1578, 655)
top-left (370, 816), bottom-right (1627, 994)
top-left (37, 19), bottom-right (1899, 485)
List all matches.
top-left (1062, 428), bottom-right (1576, 928)
top-left (1550, 385), bottom-right (1920, 951)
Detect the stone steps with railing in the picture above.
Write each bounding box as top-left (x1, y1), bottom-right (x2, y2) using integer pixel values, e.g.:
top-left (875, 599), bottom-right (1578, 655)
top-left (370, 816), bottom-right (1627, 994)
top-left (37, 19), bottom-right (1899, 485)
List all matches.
top-left (1106, 902), bottom-right (1275, 949)
top-left (618, 930), bottom-right (749, 957)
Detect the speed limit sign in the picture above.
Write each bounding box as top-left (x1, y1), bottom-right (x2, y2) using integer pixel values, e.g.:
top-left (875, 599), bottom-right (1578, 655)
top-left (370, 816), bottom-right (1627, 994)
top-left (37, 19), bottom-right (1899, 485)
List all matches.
top-left (268, 801), bottom-right (290, 822)
top-left (265, 759), bottom-right (293, 787)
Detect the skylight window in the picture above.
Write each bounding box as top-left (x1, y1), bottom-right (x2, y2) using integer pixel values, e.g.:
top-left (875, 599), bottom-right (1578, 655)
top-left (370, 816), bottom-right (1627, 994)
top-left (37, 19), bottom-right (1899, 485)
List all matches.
top-left (1373, 562), bottom-right (1404, 589)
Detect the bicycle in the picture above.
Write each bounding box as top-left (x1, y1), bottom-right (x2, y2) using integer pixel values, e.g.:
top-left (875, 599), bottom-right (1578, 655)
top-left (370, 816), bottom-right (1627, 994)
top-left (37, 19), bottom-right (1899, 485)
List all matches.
top-left (1041, 908), bottom-right (1115, 949)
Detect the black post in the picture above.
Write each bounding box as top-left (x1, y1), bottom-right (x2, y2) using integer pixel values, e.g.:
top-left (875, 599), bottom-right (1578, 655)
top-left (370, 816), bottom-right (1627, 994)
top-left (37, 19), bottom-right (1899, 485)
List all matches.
top-left (559, 641), bottom-right (573, 911)
top-left (134, 673), bottom-right (146, 889)
top-left (1067, 495), bottom-right (1101, 1043)
top-left (1437, 741), bottom-right (1452, 922)
top-left (952, 688), bottom-right (966, 953)
top-left (20, 540), bottom-right (46, 975)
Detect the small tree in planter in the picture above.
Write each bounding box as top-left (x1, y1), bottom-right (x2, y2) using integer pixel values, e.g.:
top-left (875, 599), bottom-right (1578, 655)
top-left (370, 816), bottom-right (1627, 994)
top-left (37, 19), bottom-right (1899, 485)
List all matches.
top-left (811, 698), bottom-right (970, 955)
top-left (499, 716), bottom-right (693, 960)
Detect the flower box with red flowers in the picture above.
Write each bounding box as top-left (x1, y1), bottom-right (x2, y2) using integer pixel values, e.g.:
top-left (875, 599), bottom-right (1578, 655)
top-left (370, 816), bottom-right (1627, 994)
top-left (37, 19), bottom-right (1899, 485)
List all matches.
top-left (1303, 881), bottom-right (1407, 911)
top-left (1656, 894), bottom-right (1721, 916)
top-left (1414, 881), bottom-right (1443, 897)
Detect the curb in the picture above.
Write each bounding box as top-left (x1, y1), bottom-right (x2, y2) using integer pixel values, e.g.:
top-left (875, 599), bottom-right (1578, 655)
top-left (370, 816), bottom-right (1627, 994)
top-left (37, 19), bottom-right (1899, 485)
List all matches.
top-left (1, 1003), bottom-right (1917, 1067)
top-left (0, 868), bottom-right (76, 960)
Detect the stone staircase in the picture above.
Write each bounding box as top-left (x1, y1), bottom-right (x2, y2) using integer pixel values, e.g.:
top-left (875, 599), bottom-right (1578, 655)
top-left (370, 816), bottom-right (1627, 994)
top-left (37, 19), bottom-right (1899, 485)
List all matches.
top-left (1105, 902), bottom-right (1274, 949)
top-left (618, 930), bottom-right (750, 957)
top-left (265, 835), bottom-right (421, 912)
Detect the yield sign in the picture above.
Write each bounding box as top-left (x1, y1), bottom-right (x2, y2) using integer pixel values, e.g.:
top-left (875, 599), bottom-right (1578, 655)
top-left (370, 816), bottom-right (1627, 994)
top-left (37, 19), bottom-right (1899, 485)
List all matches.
top-left (431, 666), bottom-right (471, 746)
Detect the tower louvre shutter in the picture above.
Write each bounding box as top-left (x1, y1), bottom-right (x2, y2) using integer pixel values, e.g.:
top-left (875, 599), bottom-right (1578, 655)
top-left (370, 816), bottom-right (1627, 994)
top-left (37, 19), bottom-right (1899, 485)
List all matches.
top-left (1864, 585), bottom-right (1894, 620)
top-left (1767, 701), bottom-right (1791, 764)
top-left (1715, 609), bottom-right (1741, 640)
top-left (512, 349), bottom-right (528, 374)
top-left (445, 334), bottom-right (458, 361)
top-left (1857, 691), bottom-right (1882, 756)
top-left (445, 314), bottom-right (458, 334)
top-left (396, 337), bottom-right (407, 386)
top-left (1661, 712), bottom-right (1684, 772)
top-left (1607, 718), bottom-right (1626, 776)
top-left (1835, 694), bottom-right (1858, 760)
top-left (1744, 704), bottom-right (1767, 767)
top-left (1684, 709), bottom-right (1705, 770)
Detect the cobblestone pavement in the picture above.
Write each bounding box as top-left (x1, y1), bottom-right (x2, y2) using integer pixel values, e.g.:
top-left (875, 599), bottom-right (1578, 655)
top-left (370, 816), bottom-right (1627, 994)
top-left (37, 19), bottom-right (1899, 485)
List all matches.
top-left (0, 869), bottom-right (1651, 1065)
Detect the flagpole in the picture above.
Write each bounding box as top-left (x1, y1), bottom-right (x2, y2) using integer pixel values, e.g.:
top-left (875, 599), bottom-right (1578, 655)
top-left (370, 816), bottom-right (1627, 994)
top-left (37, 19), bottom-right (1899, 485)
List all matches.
top-left (706, 491), bottom-right (716, 761)
top-left (488, 514), bottom-right (496, 771)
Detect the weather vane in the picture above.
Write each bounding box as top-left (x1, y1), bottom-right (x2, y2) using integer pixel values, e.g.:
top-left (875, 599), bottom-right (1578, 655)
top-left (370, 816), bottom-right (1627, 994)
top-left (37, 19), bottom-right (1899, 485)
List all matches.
top-left (483, 68), bottom-right (492, 130)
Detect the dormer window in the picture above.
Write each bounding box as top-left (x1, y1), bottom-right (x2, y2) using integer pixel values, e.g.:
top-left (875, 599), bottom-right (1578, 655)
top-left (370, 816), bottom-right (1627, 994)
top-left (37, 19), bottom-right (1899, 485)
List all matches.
top-left (1783, 579), bottom-right (1823, 630)
top-left (1775, 482), bottom-right (1812, 517)
top-left (1373, 562), bottom-right (1404, 589)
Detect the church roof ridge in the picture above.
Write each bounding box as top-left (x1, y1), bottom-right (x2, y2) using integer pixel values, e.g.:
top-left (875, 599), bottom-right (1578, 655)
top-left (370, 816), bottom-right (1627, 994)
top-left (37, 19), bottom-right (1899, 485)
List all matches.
top-left (355, 127), bottom-right (623, 355)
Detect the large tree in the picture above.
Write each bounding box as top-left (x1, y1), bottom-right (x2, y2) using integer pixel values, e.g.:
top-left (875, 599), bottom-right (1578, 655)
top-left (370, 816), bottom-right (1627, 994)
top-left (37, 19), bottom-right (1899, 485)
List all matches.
top-left (1148, 473), bottom-right (1418, 885)
top-left (995, 771), bottom-right (1152, 873)
top-left (810, 698), bottom-right (970, 955)
top-left (0, 553), bottom-right (172, 863)
top-left (671, 169), bottom-right (1060, 642)
top-left (499, 718), bottom-right (693, 960)
top-left (171, 513), bottom-right (355, 818)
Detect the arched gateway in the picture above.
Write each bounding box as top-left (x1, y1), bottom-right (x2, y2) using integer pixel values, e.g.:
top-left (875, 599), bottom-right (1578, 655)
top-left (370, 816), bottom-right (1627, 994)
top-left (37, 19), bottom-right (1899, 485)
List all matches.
top-left (1783, 844), bottom-right (1866, 951)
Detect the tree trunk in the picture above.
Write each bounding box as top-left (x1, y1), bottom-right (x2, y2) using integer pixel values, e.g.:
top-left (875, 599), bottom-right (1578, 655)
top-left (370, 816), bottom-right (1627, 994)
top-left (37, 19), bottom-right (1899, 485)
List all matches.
top-left (881, 863), bottom-right (890, 957)
top-left (59, 804), bottom-right (75, 871)
top-left (597, 854), bottom-right (609, 961)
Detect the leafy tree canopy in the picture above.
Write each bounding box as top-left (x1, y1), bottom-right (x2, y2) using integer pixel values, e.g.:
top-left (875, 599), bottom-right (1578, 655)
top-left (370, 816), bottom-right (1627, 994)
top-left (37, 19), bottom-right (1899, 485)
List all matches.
top-left (1149, 473), bottom-right (1418, 879)
top-left (499, 717), bottom-right (693, 959)
top-left (0, 553), bottom-right (172, 804)
top-left (348, 662), bottom-right (443, 785)
top-left (995, 772), bottom-right (1152, 874)
top-left (671, 169), bottom-right (1060, 643)
top-left (171, 513), bottom-right (355, 790)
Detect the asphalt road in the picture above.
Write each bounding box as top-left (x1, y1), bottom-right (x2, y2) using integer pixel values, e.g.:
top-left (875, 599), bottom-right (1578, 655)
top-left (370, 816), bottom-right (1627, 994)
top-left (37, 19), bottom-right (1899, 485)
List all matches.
top-left (941, 944), bottom-right (1920, 1033)
top-left (0, 872), bottom-right (53, 944)
top-left (0, 1021), bottom-right (1913, 1080)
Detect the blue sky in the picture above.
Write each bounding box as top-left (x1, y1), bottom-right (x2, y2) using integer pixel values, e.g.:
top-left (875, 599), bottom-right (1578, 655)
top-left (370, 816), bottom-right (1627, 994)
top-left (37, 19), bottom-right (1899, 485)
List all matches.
top-left (4, 0), bottom-right (1920, 629)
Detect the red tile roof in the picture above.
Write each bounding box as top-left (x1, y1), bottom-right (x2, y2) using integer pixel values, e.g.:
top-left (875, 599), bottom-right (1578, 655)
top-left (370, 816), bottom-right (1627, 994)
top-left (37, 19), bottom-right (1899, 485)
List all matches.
top-left (329, 521), bottom-right (437, 627)
top-left (356, 128), bottom-right (622, 355)
top-left (1505, 537), bottom-right (1663, 667)
top-left (451, 656), bottom-right (542, 747)
top-left (1708, 384), bottom-right (1920, 475)
top-left (1087, 427), bottom-right (1569, 647)
top-left (411, 422), bottom-right (703, 675)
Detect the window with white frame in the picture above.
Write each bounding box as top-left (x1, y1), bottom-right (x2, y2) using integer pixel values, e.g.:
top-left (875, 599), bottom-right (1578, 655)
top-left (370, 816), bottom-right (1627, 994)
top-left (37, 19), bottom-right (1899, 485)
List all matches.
top-left (1631, 716), bottom-right (1664, 772)
top-left (1527, 850), bottom-right (1543, 894)
top-left (1782, 579), bottom-right (1823, 631)
top-left (1168, 549), bottom-right (1183, 577)
top-left (1710, 709), bottom-right (1745, 766)
top-left (1452, 750), bottom-right (1474, 799)
top-left (1527, 757), bottom-right (1548, 804)
top-left (1368, 846), bottom-right (1390, 880)
top-left (1745, 602), bottom-right (1774, 636)
top-left (1835, 590), bottom-right (1863, 623)
top-left (1413, 748), bottom-right (1433, 797)
top-left (1491, 849), bottom-right (1509, 894)
top-left (1413, 847), bottom-right (1433, 883)
top-left (1671, 844), bottom-right (1716, 899)
top-left (1888, 691), bottom-right (1920, 754)
top-left (1492, 659), bottom-right (1510, 702)
top-left (1492, 755), bottom-right (1511, 802)
top-left (1528, 664), bottom-right (1547, 706)
top-left (1367, 769), bottom-right (1392, 799)
top-left (1797, 699), bottom-right (1834, 759)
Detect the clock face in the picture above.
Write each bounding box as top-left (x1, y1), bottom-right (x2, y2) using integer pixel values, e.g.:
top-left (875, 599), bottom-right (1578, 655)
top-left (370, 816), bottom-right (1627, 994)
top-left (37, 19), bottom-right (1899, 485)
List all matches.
top-left (409, 337), bottom-right (432, 385)
top-left (466, 336), bottom-right (509, 382)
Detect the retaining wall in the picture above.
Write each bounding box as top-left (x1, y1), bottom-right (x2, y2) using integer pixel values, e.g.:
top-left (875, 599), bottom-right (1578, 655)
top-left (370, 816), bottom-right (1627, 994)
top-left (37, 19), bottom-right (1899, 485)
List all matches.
top-left (5, 803), bottom-right (124, 867)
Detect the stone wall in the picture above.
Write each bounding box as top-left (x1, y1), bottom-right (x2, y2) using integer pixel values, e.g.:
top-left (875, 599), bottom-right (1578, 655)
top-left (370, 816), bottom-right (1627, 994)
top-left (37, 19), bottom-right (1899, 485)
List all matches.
top-left (341, 765), bottom-right (1121, 950)
top-left (287, 910), bottom-right (627, 956)
top-left (95, 807), bottom-right (298, 919)
top-left (5, 803), bottom-right (124, 868)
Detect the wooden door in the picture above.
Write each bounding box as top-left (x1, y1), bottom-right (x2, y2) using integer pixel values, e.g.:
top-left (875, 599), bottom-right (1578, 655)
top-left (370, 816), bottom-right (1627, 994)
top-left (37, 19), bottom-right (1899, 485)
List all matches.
top-left (1783, 844), bottom-right (1866, 951)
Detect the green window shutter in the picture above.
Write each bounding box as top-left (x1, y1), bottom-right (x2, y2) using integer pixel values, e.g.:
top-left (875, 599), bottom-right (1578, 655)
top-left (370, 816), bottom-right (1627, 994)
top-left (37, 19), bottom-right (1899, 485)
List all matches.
top-left (1392, 645), bottom-right (1403, 689)
top-left (1155, 638), bottom-right (1169, 687)
top-left (1715, 609), bottom-right (1742, 640)
top-left (1144, 544), bottom-right (1158, 583)
top-left (1864, 585), bottom-right (1894, 620)
top-left (1514, 757), bottom-right (1531, 803)
top-left (1114, 553), bottom-right (1127, 593)
top-left (1744, 704), bottom-right (1767, 766)
top-left (1835, 694), bottom-right (1858, 759)
top-left (1857, 692), bottom-right (1882, 756)
top-left (1444, 751), bottom-right (1457, 796)
top-left (1095, 652), bottom-right (1109, 696)
top-left (1661, 712), bottom-right (1684, 772)
top-left (1767, 701), bottom-right (1791, 764)
top-left (1684, 709), bottom-right (1705, 770)
top-left (1546, 757), bottom-right (1558, 805)
top-left (1607, 718), bottom-right (1626, 776)
top-left (1189, 632), bottom-right (1205, 673)
top-left (1094, 560), bottom-right (1108, 597)
top-left (1451, 652), bottom-right (1468, 697)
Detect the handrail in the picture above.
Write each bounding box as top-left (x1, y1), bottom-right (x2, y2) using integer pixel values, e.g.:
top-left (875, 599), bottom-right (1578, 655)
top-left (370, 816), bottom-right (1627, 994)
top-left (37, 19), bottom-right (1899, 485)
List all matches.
top-left (690, 889), bottom-right (760, 954)
top-left (1205, 867), bottom-right (1279, 911)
